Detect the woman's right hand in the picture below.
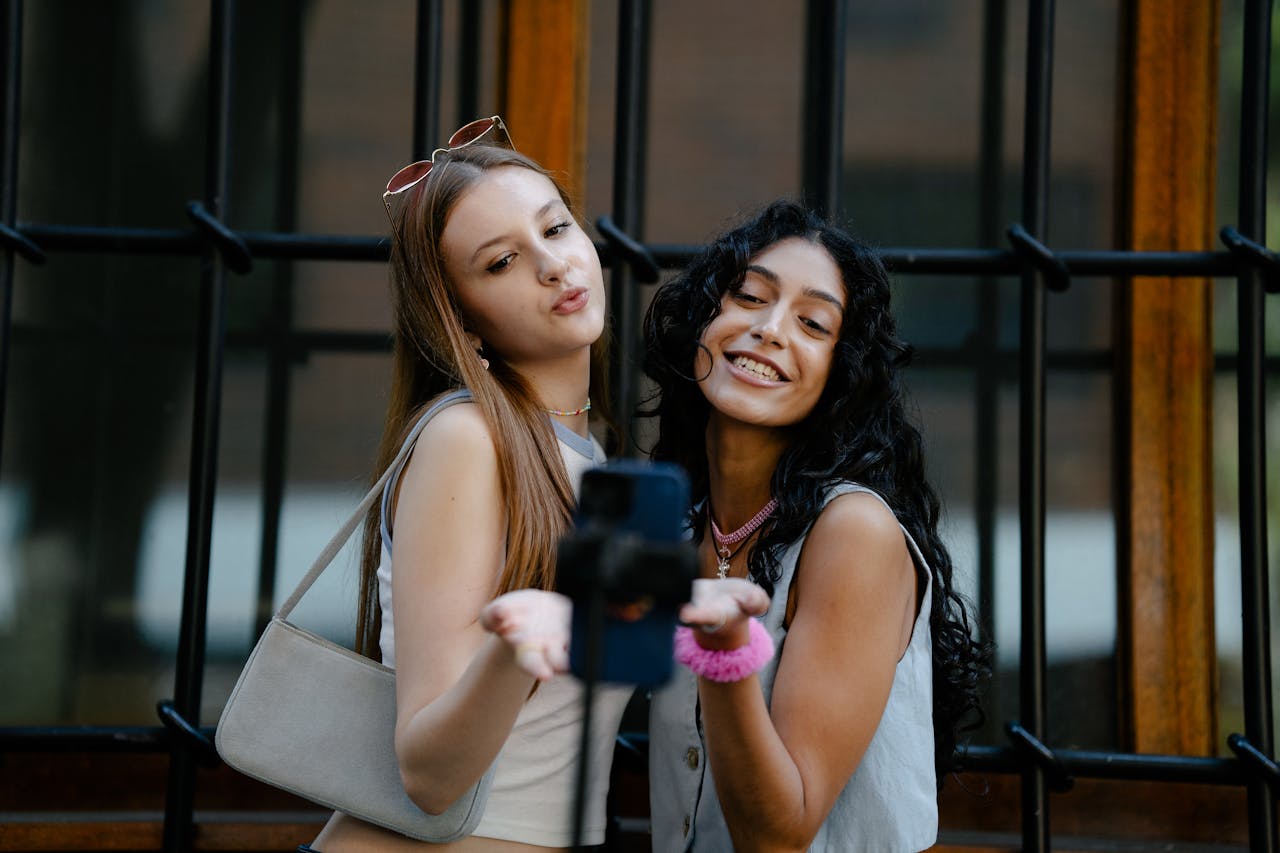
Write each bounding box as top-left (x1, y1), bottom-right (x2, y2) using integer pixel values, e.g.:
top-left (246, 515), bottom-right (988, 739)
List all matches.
top-left (479, 589), bottom-right (572, 681)
top-left (679, 577), bottom-right (771, 650)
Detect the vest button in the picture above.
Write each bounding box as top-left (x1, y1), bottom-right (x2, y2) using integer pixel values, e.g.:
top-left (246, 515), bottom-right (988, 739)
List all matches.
top-left (683, 815), bottom-right (691, 837)
top-left (685, 747), bottom-right (700, 770)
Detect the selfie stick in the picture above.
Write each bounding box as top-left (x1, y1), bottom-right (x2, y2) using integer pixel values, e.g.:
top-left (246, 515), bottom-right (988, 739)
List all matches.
top-left (560, 463), bottom-right (695, 850)
top-left (569, 557), bottom-right (606, 852)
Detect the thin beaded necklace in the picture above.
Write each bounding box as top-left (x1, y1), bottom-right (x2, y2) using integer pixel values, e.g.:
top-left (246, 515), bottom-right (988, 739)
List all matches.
top-left (546, 398), bottom-right (591, 417)
top-left (709, 497), bottom-right (778, 579)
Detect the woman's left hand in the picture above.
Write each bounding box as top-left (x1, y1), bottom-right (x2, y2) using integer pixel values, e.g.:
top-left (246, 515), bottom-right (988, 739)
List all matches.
top-left (679, 578), bottom-right (770, 649)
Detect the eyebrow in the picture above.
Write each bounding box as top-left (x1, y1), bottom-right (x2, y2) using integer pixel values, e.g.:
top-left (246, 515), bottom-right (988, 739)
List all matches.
top-left (744, 263), bottom-right (845, 311)
top-left (469, 199), bottom-right (564, 265)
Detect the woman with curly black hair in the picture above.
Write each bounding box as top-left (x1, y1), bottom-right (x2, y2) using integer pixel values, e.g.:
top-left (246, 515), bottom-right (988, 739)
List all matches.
top-left (643, 200), bottom-right (988, 852)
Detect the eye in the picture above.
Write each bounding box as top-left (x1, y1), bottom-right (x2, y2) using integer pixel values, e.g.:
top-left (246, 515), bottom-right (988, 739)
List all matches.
top-left (546, 220), bottom-right (572, 238)
top-left (486, 254), bottom-right (515, 274)
top-left (801, 316), bottom-right (832, 335)
top-left (731, 289), bottom-right (765, 305)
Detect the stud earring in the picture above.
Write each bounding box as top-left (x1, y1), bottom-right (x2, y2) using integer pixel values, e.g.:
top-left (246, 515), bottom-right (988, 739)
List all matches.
top-left (477, 345), bottom-right (490, 371)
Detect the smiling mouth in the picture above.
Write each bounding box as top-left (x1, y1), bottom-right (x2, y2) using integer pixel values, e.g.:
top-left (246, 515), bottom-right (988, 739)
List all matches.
top-left (729, 354), bottom-right (787, 382)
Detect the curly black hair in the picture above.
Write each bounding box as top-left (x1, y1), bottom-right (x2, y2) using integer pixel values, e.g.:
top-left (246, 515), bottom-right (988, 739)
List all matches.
top-left (640, 199), bottom-right (989, 783)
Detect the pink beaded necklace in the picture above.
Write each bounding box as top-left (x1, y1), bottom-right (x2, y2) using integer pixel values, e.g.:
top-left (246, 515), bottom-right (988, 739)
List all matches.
top-left (709, 497), bottom-right (778, 579)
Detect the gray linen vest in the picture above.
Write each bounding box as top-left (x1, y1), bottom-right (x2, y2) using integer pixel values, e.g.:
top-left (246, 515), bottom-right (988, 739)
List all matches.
top-left (649, 482), bottom-right (938, 852)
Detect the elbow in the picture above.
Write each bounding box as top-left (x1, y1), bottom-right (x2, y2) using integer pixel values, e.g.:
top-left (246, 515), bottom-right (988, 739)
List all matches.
top-left (395, 732), bottom-right (465, 815)
top-left (400, 768), bottom-right (462, 816)
top-left (732, 831), bottom-right (810, 853)
top-left (726, 808), bottom-right (818, 853)
top-left (398, 747), bottom-right (475, 816)
top-left (733, 831), bottom-right (811, 853)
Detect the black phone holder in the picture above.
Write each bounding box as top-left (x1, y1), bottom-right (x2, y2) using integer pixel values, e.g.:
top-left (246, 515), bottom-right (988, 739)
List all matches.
top-left (559, 526), bottom-right (695, 609)
top-left (559, 527), bottom-right (695, 687)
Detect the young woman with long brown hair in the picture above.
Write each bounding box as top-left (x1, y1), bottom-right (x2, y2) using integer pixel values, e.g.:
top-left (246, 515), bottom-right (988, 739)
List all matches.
top-left (308, 118), bottom-right (631, 851)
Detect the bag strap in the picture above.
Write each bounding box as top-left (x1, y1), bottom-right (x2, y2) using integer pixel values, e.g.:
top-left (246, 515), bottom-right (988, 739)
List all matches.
top-left (276, 389), bottom-right (472, 620)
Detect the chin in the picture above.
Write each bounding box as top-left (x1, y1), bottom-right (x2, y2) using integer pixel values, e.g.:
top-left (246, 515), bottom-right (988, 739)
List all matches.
top-left (574, 320), bottom-right (607, 350)
top-left (703, 395), bottom-right (771, 426)
top-left (582, 308), bottom-right (607, 340)
top-left (711, 390), bottom-right (817, 429)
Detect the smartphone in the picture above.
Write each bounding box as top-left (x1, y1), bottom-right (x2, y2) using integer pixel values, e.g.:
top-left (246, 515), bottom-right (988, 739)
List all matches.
top-left (557, 461), bottom-right (696, 687)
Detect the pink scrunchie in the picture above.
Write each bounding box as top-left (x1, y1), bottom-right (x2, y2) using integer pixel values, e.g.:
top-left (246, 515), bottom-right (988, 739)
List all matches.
top-left (673, 618), bottom-right (775, 682)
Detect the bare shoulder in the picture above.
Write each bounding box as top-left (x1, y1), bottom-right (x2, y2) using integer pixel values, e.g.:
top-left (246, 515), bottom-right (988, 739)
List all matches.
top-left (807, 489), bottom-right (904, 552)
top-left (413, 399), bottom-right (496, 459)
top-left (395, 400), bottom-right (500, 507)
top-left (797, 489), bottom-right (913, 600)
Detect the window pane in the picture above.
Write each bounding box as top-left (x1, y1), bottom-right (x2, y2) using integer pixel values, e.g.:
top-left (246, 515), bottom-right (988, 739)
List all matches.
top-left (18, 2), bottom-right (207, 229)
top-left (843, 0), bottom-right (1121, 750)
top-left (1, 257), bottom-right (198, 725)
top-left (641, 0), bottom-right (804, 241)
top-left (292, 0), bottom-right (502, 237)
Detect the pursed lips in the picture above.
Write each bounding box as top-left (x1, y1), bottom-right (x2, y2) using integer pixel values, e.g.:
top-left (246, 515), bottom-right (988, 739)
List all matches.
top-left (551, 286), bottom-right (589, 313)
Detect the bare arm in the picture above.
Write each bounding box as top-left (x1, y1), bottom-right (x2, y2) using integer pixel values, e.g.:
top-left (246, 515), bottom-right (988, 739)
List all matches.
top-left (386, 404), bottom-right (562, 814)
top-left (689, 493), bottom-right (919, 851)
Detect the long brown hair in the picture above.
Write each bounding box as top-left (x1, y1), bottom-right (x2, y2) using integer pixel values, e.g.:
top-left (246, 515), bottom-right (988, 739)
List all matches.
top-left (356, 143), bottom-right (612, 659)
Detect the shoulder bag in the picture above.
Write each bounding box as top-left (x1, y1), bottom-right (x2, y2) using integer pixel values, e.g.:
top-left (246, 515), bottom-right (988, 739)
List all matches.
top-left (216, 394), bottom-right (494, 842)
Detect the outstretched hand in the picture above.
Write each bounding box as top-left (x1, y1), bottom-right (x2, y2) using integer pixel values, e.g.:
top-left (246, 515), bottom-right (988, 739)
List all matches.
top-left (679, 578), bottom-right (771, 648)
top-left (480, 589), bottom-right (572, 681)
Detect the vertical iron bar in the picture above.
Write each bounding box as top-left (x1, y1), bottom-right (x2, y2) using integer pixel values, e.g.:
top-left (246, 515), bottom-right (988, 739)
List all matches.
top-left (608, 0), bottom-right (650, 454)
top-left (254, 0), bottom-right (304, 640)
top-left (162, 1), bottom-right (235, 848)
top-left (456, 0), bottom-right (481, 125)
top-left (0, 0), bottom-right (23, 473)
top-left (975, 0), bottom-right (1007, 655)
top-left (1236, 0), bottom-right (1276, 850)
top-left (1018, 0), bottom-right (1055, 851)
top-left (801, 0), bottom-right (846, 219)
top-left (412, 0), bottom-right (444, 159)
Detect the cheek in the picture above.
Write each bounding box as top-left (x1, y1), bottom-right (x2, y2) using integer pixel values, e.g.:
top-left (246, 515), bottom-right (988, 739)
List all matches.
top-left (454, 287), bottom-right (504, 339)
top-left (693, 347), bottom-right (712, 382)
top-left (700, 312), bottom-right (732, 344)
top-left (805, 344), bottom-right (838, 393)
top-left (692, 321), bottom-right (723, 377)
top-left (569, 234), bottom-right (604, 274)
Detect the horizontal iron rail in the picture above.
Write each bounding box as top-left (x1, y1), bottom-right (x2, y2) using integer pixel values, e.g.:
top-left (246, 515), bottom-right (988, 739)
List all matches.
top-left (0, 727), bottom-right (1253, 788)
top-left (962, 745), bottom-right (1249, 785)
top-left (8, 324), bottom-right (1280, 378)
top-left (0, 726), bottom-right (195, 752)
top-left (6, 222), bottom-right (1251, 278)
top-left (20, 223), bottom-right (386, 261)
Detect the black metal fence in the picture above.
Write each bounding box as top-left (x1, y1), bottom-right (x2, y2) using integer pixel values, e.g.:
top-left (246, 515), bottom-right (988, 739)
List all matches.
top-left (0, 0), bottom-right (1276, 851)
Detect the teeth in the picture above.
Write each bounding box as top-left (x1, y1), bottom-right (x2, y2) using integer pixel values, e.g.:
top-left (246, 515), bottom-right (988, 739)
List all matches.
top-left (732, 355), bottom-right (781, 381)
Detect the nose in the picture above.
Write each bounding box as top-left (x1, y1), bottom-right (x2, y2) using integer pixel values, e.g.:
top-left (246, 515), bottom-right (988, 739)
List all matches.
top-left (750, 308), bottom-right (784, 347)
top-left (536, 244), bottom-right (570, 285)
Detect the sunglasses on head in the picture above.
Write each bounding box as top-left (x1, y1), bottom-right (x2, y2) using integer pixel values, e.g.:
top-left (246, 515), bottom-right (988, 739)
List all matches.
top-left (382, 115), bottom-right (514, 216)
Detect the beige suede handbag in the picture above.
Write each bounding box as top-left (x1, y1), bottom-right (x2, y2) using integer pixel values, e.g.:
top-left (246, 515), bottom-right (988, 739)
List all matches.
top-left (216, 394), bottom-right (494, 842)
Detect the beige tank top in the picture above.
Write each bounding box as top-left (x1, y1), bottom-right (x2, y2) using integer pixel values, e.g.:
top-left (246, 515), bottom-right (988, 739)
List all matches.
top-left (376, 390), bottom-right (633, 846)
